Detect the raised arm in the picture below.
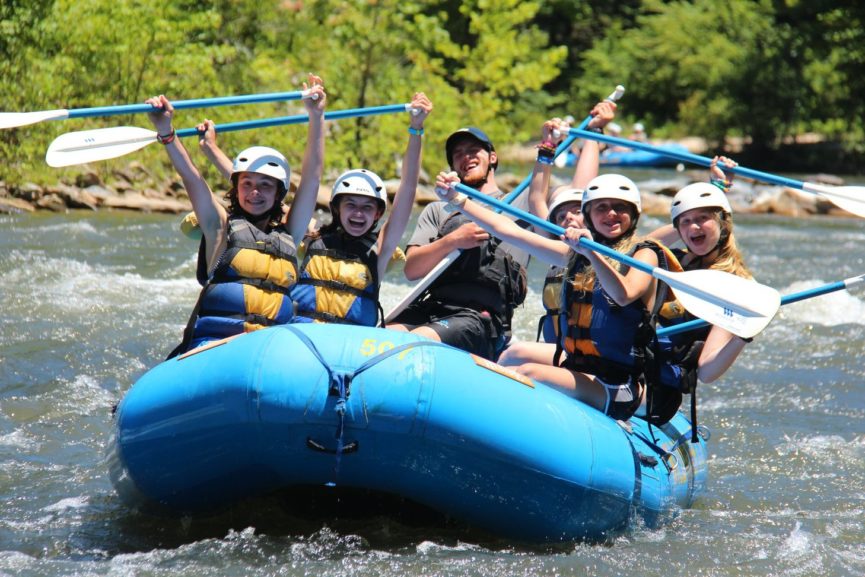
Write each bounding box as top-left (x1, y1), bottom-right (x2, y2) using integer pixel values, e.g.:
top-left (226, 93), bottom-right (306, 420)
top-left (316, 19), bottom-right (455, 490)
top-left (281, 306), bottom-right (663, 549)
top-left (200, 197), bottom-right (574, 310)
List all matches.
top-left (377, 92), bottom-right (432, 278)
top-left (146, 95), bottom-right (226, 246)
top-left (435, 172), bottom-right (569, 266)
top-left (571, 100), bottom-right (617, 188)
top-left (287, 74), bottom-right (327, 242)
top-left (197, 119), bottom-right (233, 180)
top-left (528, 117), bottom-right (570, 222)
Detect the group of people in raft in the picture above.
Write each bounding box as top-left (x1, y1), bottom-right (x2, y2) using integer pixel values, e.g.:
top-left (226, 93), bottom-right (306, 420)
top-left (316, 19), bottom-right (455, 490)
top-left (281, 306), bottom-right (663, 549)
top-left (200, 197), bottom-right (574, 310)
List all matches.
top-left (146, 73), bottom-right (754, 427)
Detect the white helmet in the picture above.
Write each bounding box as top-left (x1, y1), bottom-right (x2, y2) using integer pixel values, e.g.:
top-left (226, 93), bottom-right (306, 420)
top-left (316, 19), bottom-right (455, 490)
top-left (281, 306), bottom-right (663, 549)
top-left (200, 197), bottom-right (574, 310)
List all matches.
top-left (607, 122), bottom-right (622, 135)
top-left (231, 146), bottom-right (291, 196)
top-left (582, 173), bottom-right (642, 216)
top-left (670, 182), bottom-right (732, 223)
top-left (547, 187), bottom-right (584, 223)
top-left (330, 169), bottom-right (387, 210)
top-left (633, 122), bottom-right (645, 132)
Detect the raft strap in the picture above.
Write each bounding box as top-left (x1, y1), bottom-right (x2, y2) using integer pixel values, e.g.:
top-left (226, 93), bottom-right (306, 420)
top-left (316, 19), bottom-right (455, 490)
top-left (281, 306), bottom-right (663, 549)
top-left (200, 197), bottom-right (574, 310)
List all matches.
top-left (283, 326), bottom-right (451, 482)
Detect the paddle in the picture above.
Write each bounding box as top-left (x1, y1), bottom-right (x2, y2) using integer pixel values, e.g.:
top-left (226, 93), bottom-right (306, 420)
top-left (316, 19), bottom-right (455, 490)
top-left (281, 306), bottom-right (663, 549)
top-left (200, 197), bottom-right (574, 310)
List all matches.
top-left (387, 87), bottom-right (627, 325)
top-left (570, 128), bottom-right (865, 218)
top-left (0, 90), bottom-right (318, 131)
top-left (657, 273), bottom-right (865, 338)
top-left (46, 103), bottom-right (419, 167)
top-left (450, 182), bottom-right (781, 339)
top-left (383, 250), bottom-right (461, 324)
top-left (499, 85), bottom-right (626, 206)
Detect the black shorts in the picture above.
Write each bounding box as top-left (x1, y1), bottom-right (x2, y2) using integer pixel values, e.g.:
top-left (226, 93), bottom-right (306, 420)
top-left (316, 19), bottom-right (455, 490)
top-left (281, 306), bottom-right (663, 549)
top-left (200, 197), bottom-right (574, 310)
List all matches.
top-left (391, 300), bottom-right (500, 360)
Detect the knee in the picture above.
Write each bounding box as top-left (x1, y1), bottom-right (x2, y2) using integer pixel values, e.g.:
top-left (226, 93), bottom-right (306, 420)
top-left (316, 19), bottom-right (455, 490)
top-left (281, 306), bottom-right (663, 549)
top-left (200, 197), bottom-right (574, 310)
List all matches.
top-left (498, 341), bottom-right (529, 366)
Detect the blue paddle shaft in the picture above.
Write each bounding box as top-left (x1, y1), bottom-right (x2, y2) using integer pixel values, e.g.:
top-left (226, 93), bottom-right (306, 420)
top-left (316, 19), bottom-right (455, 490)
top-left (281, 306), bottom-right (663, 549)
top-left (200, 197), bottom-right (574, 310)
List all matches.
top-left (66, 91), bottom-right (309, 119)
top-left (569, 128), bottom-right (805, 190)
top-left (174, 103), bottom-right (411, 138)
top-left (454, 182), bottom-right (656, 276)
top-left (500, 86), bottom-right (625, 205)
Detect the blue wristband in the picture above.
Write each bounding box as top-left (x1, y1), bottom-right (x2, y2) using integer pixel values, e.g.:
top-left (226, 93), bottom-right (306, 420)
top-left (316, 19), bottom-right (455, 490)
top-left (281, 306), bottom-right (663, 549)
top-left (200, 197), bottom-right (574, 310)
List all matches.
top-left (408, 126), bottom-right (424, 136)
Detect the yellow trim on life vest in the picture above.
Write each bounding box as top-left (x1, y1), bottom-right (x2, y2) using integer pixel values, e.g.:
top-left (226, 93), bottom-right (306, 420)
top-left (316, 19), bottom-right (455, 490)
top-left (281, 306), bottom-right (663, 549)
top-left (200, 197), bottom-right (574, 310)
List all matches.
top-left (305, 253), bottom-right (374, 322)
top-left (230, 248), bottom-right (297, 289)
top-left (243, 284), bottom-right (287, 321)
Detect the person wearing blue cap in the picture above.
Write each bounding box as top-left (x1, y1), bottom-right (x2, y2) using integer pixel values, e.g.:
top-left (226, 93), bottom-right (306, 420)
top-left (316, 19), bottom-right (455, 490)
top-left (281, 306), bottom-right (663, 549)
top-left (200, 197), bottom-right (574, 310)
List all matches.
top-left (387, 126), bottom-right (531, 360)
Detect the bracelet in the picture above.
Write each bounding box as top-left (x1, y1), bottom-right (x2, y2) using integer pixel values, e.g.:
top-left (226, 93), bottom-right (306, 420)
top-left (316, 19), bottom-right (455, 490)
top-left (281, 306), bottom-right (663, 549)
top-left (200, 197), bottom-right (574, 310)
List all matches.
top-left (710, 178), bottom-right (731, 192)
top-left (587, 126), bottom-right (604, 134)
top-left (408, 126), bottom-right (424, 136)
top-left (536, 140), bottom-right (557, 164)
top-left (156, 128), bottom-right (176, 145)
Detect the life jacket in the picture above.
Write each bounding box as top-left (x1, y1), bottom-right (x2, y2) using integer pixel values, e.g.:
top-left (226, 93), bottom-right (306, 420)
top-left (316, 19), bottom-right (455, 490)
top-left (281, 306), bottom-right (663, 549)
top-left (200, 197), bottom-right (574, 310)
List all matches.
top-left (536, 265), bottom-right (565, 343)
top-left (556, 248), bottom-right (654, 384)
top-left (169, 216), bottom-right (299, 357)
top-left (291, 230), bottom-right (382, 327)
top-left (646, 247), bottom-right (712, 435)
top-left (426, 212), bottom-right (528, 334)
top-left (556, 240), bottom-right (700, 429)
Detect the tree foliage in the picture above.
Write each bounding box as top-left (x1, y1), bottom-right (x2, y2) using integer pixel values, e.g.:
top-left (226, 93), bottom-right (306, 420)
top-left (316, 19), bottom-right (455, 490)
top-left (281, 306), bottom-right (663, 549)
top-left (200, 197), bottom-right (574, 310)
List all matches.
top-left (1, 0), bottom-right (863, 186)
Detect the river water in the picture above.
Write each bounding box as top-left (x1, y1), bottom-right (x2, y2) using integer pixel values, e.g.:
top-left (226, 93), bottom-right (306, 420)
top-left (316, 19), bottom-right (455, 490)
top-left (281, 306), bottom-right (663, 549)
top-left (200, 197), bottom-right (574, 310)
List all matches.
top-left (2, 187), bottom-right (864, 576)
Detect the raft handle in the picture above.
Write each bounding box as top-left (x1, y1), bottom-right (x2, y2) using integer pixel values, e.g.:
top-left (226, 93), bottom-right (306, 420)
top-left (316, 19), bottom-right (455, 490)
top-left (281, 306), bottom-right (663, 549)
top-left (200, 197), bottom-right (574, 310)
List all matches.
top-left (306, 437), bottom-right (359, 455)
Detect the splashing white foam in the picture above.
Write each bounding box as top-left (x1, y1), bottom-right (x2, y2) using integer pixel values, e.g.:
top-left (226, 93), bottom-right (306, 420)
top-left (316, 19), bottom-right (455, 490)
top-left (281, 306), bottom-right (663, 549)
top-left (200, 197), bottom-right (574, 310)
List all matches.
top-left (778, 279), bottom-right (865, 326)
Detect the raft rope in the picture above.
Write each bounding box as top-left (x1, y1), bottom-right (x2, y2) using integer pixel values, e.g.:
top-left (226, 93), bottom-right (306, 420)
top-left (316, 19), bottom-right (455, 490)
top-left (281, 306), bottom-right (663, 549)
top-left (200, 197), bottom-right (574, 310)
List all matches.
top-left (283, 326), bottom-right (450, 485)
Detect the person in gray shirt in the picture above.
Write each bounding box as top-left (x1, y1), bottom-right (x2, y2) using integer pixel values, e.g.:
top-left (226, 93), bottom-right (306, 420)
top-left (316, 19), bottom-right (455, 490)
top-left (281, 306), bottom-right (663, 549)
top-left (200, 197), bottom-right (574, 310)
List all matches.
top-left (387, 127), bottom-right (529, 360)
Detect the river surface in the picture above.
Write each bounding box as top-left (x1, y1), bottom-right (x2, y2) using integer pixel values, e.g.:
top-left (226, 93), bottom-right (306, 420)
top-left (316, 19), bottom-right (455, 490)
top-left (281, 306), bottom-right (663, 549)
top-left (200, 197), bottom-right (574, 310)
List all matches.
top-left (2, 189), bottom-right (864, 576)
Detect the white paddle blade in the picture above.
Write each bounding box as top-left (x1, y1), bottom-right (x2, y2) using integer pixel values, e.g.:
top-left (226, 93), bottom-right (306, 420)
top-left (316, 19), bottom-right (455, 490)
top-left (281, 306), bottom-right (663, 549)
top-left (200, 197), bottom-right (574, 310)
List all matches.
top-left (655, 268), bottom-right (781, 339)
top-left (0, 109), bottom-right (70, 130)
top-left (46, 126), bottom-right (158, 167)
top-left (801, 182), bottom-right (865, 218)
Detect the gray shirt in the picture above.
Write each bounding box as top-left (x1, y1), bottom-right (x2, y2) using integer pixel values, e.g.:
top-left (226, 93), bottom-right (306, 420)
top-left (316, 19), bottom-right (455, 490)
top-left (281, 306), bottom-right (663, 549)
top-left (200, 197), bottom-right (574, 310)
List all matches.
top-left (406, 190), bottom-right (532, 267)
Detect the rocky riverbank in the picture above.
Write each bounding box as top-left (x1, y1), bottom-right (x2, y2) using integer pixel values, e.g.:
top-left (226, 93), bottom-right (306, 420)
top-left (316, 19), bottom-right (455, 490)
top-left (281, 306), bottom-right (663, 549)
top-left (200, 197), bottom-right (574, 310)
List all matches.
top-left (0, 159), bottom-right (855, 219)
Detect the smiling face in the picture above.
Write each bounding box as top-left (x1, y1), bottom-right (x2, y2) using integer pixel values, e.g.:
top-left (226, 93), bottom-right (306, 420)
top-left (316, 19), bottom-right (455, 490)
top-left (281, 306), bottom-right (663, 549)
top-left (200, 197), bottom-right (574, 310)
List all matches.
top-left (337, 194), bottom-right (383, 236)
top-left (676, 207), bottom-right (722, 256)
top-left (586, 199), bottom-right (635, 239)
top-left (450, 138), bottom-right (496, 187)
top-left (551, 201), bottom-right (584, 229)
top-left (236, 171), bottom-right (280, 216)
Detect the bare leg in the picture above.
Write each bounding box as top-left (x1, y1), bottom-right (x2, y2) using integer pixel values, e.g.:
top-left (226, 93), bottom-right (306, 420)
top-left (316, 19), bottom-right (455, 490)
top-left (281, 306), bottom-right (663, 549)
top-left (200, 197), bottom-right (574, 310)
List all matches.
top-left (384, 323), bottom-right (442, 342)
top-left (498, 341), bottom-right (557, 367)
top-left (516, 362), bottom-right (607, 411)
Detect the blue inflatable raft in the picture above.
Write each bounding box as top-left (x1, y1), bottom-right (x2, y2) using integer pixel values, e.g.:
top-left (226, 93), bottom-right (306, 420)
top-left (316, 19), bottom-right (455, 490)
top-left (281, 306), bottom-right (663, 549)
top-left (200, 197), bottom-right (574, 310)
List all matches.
top-left (108, 323), bottom-right (708, 543)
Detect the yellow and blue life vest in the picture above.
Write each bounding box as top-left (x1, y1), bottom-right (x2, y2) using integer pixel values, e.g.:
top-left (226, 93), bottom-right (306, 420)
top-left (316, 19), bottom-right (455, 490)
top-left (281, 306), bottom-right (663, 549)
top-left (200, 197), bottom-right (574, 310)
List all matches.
top-left (291, 231), bottom-right (381, 326)
top-left (537, 265), bottom-right (565, 343)
top-left (173, 216), bottom-right (299, 355)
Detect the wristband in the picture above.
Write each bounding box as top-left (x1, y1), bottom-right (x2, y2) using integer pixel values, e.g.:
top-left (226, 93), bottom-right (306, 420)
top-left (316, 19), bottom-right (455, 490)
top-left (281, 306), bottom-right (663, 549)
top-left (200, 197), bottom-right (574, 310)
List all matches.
top-left (408, 126), bottom-right (424, 136)
top-left (710, 178), bottom-right (731, 193)
top-left (587, 126), bottom-right (604, 134)
top-left (156, 128), bottom-right (176, 145)
top-left (536, 140), bottom-right (557, 164)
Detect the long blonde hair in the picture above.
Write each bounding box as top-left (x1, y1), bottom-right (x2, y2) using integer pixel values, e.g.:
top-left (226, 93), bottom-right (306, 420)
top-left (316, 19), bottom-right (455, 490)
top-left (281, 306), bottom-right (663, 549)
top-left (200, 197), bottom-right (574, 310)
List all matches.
top-left (567, 232), bottom-right (641, 290)
top-left (684, 211), bottom-right (752, 279)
